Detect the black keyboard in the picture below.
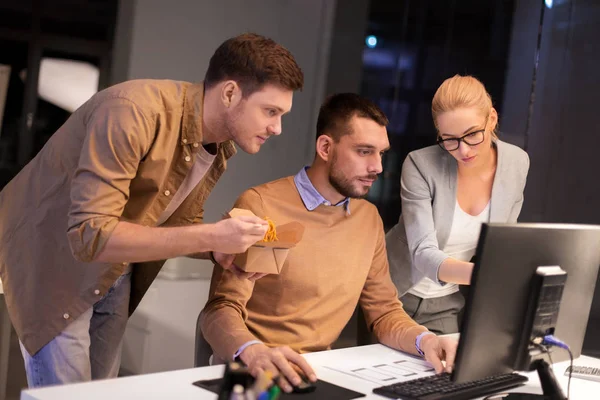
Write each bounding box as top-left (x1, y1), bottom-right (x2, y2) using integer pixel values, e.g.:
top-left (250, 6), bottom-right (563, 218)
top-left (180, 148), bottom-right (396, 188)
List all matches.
top-left (372, 372), bottom-right (528, 400)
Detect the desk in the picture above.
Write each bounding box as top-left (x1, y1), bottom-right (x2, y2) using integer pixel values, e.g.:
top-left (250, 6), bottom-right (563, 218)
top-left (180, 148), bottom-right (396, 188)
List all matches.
top-left (20, 344), bottom-right (600, 400)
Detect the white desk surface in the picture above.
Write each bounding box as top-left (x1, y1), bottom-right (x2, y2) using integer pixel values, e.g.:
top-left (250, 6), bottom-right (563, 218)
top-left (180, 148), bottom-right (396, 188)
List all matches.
top-left (20, 344), bottom-right (600, 400)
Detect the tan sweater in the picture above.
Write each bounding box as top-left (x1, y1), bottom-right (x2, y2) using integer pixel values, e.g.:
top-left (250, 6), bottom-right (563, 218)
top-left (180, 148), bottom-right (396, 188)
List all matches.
top-left (200, 176), bottom-right (428, 360)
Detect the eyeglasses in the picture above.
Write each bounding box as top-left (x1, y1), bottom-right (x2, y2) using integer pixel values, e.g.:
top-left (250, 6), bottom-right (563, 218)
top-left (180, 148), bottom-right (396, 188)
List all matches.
top-left (437, 120), bottom-right (487, 152)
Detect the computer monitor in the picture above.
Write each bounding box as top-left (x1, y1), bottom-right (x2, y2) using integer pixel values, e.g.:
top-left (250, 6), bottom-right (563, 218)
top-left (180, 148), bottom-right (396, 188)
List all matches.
top-left (452, 223), bottom-right (600, 384)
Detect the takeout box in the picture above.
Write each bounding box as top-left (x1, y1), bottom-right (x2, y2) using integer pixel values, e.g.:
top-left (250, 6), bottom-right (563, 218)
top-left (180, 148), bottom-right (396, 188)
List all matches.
top-left (228, 208), bottom-right (305, 274)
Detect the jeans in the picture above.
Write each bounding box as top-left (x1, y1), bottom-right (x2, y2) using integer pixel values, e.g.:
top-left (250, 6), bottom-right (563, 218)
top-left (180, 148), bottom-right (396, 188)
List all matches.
top-left (19, 272), bottom-right (131, 388)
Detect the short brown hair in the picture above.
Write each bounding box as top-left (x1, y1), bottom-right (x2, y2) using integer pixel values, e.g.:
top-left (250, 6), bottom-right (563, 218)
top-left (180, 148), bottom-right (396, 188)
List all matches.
top-left (316, 93), bottom-right (388, 142)
top-left (204, 33), bottom-right (304, 97)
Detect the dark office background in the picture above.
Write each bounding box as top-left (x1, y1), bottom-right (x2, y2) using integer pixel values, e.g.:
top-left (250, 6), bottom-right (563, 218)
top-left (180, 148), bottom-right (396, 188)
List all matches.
top-left (361, 0), bottom-right (515, 229)
top-left (330, 0), bottom-right (600, 362)
top-left (362, 0), bottom-right (600, 230)
top-left (0, 0), bottom-right (599, 397)
top-left (0, 0), bottom-right (118, 188)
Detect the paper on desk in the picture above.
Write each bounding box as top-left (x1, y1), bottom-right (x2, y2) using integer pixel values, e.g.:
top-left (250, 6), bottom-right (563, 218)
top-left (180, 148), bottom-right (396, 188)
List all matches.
top-left (322, 351), bottom-right (434, 385)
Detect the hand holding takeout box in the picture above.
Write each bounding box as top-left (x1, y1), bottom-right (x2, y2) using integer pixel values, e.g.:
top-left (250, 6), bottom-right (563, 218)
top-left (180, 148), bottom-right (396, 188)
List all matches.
top-left (227, 208), bottom-right (305, 274)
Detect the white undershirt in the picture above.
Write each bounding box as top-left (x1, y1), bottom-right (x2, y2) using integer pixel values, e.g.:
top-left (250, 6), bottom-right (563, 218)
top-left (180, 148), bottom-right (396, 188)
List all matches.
top-left (409, 200), bottom-right (490, 299)
top-left (121, 145), bottom-right (215, 275)
top-left (156, 145), bottom-right (216, 226)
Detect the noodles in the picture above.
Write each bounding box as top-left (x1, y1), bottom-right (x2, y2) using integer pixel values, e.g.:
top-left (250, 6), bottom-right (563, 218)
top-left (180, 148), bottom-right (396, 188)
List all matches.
top-left (263, 217), bottom-right (279, 242)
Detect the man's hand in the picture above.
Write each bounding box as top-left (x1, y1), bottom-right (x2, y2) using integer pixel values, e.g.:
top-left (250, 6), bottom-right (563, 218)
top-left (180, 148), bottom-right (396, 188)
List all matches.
top-left (239, 344), bottom-right (317, 393)
top-left (210, 216), bottom-right (268, 254)
top-left (212, 251), bottom-right (267, 281)
top-left (419, 335), bottom-right (458, 374)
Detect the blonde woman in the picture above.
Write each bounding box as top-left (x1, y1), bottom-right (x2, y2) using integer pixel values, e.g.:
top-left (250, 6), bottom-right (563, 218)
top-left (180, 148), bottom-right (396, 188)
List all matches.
top-left (386, 75), bottom-right (530, 334)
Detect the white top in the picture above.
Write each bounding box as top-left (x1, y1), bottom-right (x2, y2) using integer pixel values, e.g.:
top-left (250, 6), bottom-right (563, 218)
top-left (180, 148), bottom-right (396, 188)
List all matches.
top-left (119, 146), bottom-right (215, 275)
top-left (156, 145), bottom-right (216, 226)
top-left (19, 344), bottom-right (600, 400)
top-left (409, 200), bottom-right (490, 299)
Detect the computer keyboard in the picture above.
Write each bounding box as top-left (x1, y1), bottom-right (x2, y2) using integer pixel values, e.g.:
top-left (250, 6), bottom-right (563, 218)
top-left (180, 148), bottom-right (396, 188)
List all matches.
top-left (372, 372), bottom-right (528, 400)
top-left (565, 365), bottom-right (600, 382)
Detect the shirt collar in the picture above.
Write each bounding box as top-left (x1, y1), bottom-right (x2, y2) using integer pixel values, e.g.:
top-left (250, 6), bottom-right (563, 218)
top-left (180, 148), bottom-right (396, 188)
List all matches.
top-left (293, 167), bottom-right (351, 214)
top-left (182, 81), bottom-right (236, 160)
top-left (181, 82), bottom-right (205, 146)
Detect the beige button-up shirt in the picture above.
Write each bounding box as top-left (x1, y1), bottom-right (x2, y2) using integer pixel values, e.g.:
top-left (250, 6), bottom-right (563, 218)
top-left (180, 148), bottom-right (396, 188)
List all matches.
top-left (0, 79), bottom-right (236, 355)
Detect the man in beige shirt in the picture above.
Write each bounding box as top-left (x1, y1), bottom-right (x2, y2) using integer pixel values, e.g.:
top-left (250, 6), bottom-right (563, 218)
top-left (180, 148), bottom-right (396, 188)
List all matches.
top-left (0, 33), bottom-right (303, 387)
top-left (201, 94), bottom-right (457, 393)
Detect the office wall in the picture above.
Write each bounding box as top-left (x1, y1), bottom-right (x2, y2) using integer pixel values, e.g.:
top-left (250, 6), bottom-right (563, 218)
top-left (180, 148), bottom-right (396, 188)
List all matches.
top-left (111, 0), bottom-right (337, 373)
top-left (324, 0), bottom-right (370, 95)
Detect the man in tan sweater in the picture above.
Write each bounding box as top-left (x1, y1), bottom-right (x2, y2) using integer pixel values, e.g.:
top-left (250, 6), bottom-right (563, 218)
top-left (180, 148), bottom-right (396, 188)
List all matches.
top-left (201, 93), bottom-right (457, 393)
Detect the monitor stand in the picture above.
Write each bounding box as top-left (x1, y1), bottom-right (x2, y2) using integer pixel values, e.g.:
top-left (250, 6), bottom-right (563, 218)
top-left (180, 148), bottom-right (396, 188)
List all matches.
top-left (485, 359), bottom-right (566, 400)
top-left (494, 266), bottom-right (568, 399)
top-left (532, 359), bottom-right (567, 400)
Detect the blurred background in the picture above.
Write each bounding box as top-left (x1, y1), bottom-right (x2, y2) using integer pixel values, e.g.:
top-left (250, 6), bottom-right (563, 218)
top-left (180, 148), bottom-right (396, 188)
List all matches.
top-left (0, 0), bottom-right (599, 398)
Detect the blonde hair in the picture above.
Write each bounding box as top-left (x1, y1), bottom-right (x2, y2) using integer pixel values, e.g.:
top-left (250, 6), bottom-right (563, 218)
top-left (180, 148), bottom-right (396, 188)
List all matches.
top-left (432, 75), bottom-right (498, 138)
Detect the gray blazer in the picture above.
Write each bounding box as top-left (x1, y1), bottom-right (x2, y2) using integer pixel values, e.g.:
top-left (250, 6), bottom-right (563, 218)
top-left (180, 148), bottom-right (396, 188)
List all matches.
top-left (385, 139), bottom-right (530, 297)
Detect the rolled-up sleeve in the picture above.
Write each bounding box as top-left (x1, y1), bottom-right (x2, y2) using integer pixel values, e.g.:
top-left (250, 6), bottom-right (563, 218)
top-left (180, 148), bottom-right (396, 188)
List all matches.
top-left (401, 155), bottom-right (449, 284)
top-left (67, 97), bottom-right (153, 262)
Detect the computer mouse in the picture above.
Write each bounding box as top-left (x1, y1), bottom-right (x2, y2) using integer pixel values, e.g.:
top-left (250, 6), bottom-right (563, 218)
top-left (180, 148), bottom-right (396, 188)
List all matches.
top-left (291, 375), bottom-right (317, 394)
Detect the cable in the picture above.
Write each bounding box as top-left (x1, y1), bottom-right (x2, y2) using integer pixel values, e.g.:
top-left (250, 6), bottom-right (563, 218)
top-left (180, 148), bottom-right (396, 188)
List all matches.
top-left (542, 334), bottom-right (569, 350)
top-left (541, 335), bottom-right (572, 400)
top-left (566, 347), bottom-right (573, 400)
top-left (545, 345), bottom-right (554, 367)
top-left (532, 342), bottom-right (554, 366)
